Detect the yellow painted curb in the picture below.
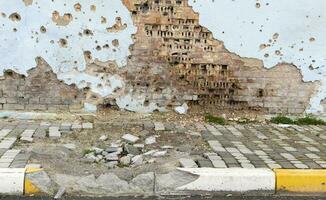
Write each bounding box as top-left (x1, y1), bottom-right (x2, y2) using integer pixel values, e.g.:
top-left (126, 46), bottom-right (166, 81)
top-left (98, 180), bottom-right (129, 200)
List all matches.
top-left (274, 169), bottom-right (326, 193)
top-left (24, 168), bottom-right (43, 195)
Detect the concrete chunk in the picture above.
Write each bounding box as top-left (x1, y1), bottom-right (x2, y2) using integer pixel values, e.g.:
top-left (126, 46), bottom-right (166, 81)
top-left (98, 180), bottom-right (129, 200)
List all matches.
top-left (122, 134), bottom-right (139, 143)
top-left (179, 158), bottom-right (198, 168)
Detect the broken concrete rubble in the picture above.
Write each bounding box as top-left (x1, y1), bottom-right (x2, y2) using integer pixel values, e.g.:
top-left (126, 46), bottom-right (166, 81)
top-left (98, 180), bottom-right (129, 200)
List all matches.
top-left (122, 134), bottom-right (140, 143)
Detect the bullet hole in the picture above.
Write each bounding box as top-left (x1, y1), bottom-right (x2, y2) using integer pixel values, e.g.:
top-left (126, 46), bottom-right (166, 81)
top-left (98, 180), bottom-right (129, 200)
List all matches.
top-left (96, 45), bottom-right (102, 51)
top-left (257, 89), bottom-right (264, 97)
top-left (74, 3), bottom-right (82, 12)
top-left (259, 44), bottom-right (267, 50)
top-left (309, 37), bottom-right (316, 42)
top-left (275, 50), bottom-right (281, 56)
top-left (40, 26), bottom-right (46, 33)
top-left (1, 13), bottom-right (6, 18)
top-left (90, 5), bottom-right (96, 12)
top-left (264, 53), bottom-right (269, 58)
top-left (112, 39), bottom-right (119, 47)
top-left (144, 100), bottom-right (150, 106)
top-left (84, 51), bottom-right (92, 60)
top-left (103, 44), bottom-right (110, 49)
top-left (58, 38), bottom-right (68, 48)
top-left (9, 13), bottom-right (21, 22)
top-left (83, 29), bottom-right (93, 36)
top-left (106, 17), bottom-right (127, 32)
top-left (273, 33), bottom-right (279, 40)
top-left (101, 16), bottom-right (107, 24)
top-left (52, 11), bottom-right (73, 26)
top-left (255, 3), bottom-right (261, 8)
top-left (13, 28), bottom-right (17, 32)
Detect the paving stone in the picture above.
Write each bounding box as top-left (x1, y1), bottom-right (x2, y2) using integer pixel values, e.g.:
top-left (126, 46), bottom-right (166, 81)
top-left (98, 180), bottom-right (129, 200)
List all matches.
top-left (267, 163), bottom-right (282, 169)
top-left (226, 147), bottom-right (239, 153)
top-left (60, 122), bottom-right (72, 131)
top-left (49, 127), bottom-right (61, 138)
top-left (305, 153), bottom-right (320, 159)
top-left (241, 163), bottom-right (255, 168)
top-left (294, 163), bottom-right (309, 169)
top-left (71, 123), bottom-right (82, 130)
top-left (210, 160), bottom-right (227, 168)
top-left (20, 129), bottom-right (35, 139)
top-left (284, 147), bottom-right (297, 152)
top-left (82, 122), bottom-right (93, 129)
top-left (154, 122), bottom-right (165, 131)
top-left (205, 124), bottom-right (222, 136)
top-left (179, 158), bottom-right (198, 168)
top-left (6, 128), bottom-right (24, 138)
top-left (20, 137), bottom-right (34, 142)
top-left (226, 126), bottom-right (243, 137)
top-left (305, 162), bottom-right (322, 169)
top-left (0, 138), bottom-right (16, 149)
top-left (197, 159), bottom-right (213, 168)
top-left (207, 140), bottom-right (226, 152)
top-left (279, 162), bottom-right (295, 169)
top-left (33, 128), bottom-right (47, 139)
top-left (0, 129), bottom-right (12, 139)
top-left (307, 146), bottom-right (320, 152)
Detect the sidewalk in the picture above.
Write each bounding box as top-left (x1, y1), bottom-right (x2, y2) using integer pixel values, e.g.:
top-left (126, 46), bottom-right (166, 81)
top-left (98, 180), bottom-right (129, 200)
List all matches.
top-left (0, 117), bottom-right (326, 196)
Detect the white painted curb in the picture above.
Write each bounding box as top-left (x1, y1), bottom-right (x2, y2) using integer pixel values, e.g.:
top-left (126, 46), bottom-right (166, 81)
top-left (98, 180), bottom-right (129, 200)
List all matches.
top-left (0, 168), bottom-right (25, 194)
top-left (177, 168), bottom-right (275, 192)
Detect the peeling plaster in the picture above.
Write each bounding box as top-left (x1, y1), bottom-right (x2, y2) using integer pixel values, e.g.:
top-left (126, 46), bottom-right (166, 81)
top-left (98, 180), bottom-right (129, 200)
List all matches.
top-left (189, 0), bottom-right (326, 114)
top-left (0, 0), bottom-right (136, 104)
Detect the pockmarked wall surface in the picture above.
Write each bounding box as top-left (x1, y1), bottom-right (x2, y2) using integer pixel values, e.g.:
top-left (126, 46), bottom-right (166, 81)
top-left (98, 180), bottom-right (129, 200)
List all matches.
top-left (0, 0), bottom-right (325, 114)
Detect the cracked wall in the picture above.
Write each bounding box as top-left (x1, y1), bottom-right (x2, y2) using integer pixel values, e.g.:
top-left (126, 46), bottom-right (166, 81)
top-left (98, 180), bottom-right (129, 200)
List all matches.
top-left (0, 0), bottom-right (324, 115)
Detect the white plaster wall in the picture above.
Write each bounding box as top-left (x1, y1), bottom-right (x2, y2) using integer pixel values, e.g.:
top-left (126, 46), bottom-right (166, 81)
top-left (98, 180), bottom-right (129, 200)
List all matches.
top-left (189, 0), bottom-right (326, 114)
top-left (0, 0), bottom-right (136, 98)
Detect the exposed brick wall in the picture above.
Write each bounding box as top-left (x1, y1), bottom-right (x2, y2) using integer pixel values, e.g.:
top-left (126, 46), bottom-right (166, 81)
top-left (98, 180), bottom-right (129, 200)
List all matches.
top-left (0, 57), bottom-right (84, 111)
top-left (122, 0), bottom-right (318, 114)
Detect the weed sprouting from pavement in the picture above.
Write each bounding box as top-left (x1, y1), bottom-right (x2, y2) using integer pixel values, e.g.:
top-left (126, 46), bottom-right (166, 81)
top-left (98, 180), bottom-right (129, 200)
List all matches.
top-left (205, 114), bottom-right (226, 125)
top-left (270, 115), bottom-right (326, 125)
top-left (270, 116), bottom-right (295, 124)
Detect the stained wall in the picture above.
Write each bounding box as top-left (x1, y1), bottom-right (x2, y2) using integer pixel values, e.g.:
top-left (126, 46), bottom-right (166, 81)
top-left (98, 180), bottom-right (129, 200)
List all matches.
top-left (0, 0), bottom-right (324, 115)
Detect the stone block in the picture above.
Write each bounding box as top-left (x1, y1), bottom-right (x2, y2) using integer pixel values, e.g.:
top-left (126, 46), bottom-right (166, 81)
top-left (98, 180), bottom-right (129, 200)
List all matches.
top-left (3, 104), bottom-right (25, 110)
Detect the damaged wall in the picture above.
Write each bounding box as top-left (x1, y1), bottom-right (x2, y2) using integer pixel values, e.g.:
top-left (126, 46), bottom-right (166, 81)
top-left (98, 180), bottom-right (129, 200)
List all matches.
top-left (0, 0), bottom-right (324, 115)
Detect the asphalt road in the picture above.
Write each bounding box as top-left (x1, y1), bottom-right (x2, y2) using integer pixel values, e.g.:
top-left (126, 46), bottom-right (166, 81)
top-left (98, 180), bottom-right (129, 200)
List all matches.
top-left (1, 196), bottom-right (326, 200)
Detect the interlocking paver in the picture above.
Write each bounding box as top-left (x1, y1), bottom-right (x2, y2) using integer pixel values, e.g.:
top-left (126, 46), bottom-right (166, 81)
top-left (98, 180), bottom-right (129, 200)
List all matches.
top-left (207, 140), bottom-right (226, 152)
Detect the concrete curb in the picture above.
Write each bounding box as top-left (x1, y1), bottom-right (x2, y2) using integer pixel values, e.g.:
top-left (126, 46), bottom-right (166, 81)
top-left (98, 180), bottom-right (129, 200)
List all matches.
top-left (0, 168), bottom-right (25, 194)
top-left (178, 168), bottom-right (326, 194)
top-left (0, 167), bottom-right (45, 196)
top-left (177, 168), bottom-right (275, 193)
top-left (274, 169), bottom-right (326, 193)
top-left (1, 167), bottom-right (326, 195)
